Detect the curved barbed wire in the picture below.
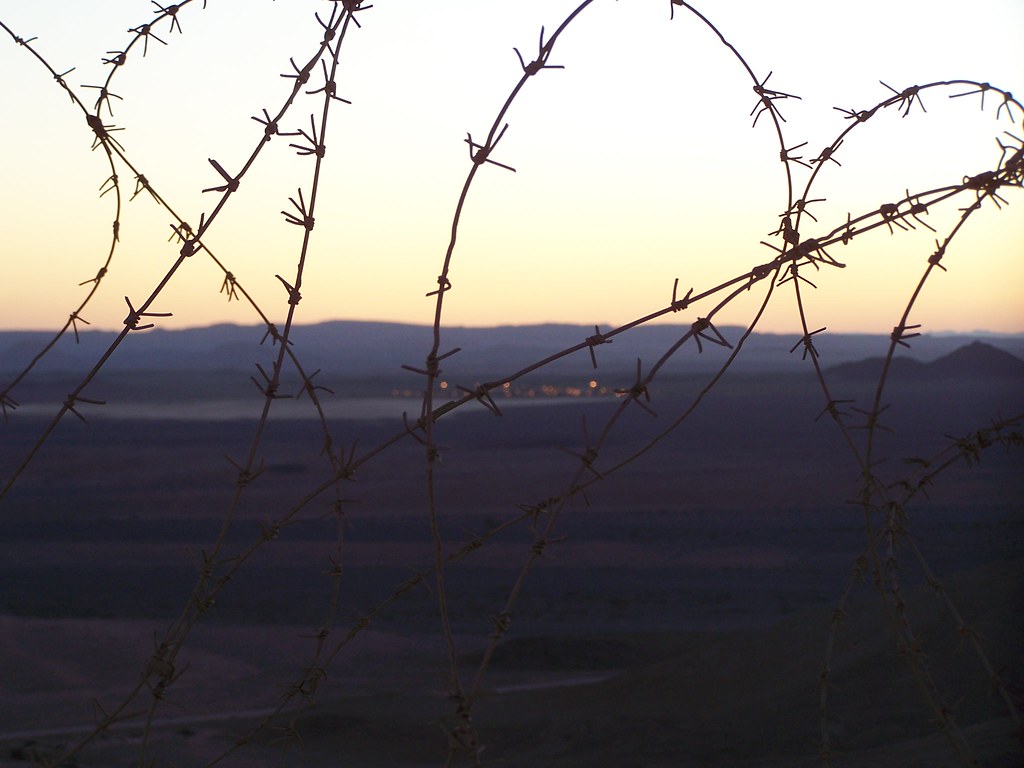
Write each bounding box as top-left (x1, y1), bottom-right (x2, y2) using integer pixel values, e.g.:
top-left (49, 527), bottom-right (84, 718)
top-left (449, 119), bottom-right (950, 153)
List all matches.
top-left (1, 3), bottom-right (365, 765)
top-left (0, 1), bottom-right (1021, 766)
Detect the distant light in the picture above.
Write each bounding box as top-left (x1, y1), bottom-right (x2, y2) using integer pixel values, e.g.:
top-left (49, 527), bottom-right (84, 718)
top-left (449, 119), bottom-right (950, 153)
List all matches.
top-left (588, 379), bottom-right (598, 389)
top-left (439, 381), bottom-right (448, 389)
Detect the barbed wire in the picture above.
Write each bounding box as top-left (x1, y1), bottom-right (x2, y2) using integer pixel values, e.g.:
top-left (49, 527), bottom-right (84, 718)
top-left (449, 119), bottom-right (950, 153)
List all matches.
top-left (0, 1), bottom-right (1021, 766)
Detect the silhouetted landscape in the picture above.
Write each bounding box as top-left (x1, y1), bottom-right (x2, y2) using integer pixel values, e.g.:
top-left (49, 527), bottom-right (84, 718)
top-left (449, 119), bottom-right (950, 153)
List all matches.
top-left (1, 326), bottom-right (1021, 766)
top-left (2, 322), bottom-right (1022, 405)
top-left (3, 0), bottom-right (1023, 764)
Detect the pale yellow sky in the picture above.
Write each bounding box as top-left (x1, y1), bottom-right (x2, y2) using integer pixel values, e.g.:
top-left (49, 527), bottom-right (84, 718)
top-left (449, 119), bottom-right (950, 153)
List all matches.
top-left (1, 0), bottom-right (1022, 336)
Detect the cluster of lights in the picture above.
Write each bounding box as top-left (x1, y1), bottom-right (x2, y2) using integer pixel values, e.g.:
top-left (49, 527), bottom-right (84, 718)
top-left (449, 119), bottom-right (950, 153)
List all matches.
top-left (390, 380), bottom-right (609, 399)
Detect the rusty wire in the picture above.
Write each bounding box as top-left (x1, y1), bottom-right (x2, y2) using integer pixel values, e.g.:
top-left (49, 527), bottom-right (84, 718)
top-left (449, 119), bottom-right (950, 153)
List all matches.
top-left (0, 2), bottom-right (1021, 766)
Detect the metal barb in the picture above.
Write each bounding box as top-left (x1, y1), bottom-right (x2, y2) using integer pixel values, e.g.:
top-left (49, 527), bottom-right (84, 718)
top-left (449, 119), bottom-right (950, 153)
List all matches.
top-left (202, 157), bottom-right (239, 194)
top-left (150, 2), bottom-right (184, 35)
top-left (812, 140), bottom-right (843, 167)
top-left (456, 384), bottom-right (503, 417)
top-left (289, 114), bottom-right (326, 158)
top-left (130, 22), bottom-right (167, 56)
top-left (614, 358), bottom-right (656, 416)
top-left (465, 123), bottom-right (515, 172)
top-left (880, 81), bottom-right (927, 117)
top-left (306, 59), bottom-right (351, 104)
top-left (220, 272), bottom-right (238, 301)
top-left (780, 141), bottom-right (812, 169)
top-left (123, 296), bottom-right (171, 331)
top-left (949, 82), bottom-right (990, 111)
top-left (513, 25), bottom-right (566, 77)
top-left (275, 275), bottom-right (302, 306)
top-left (282, 188), bottom-right (315, 231)
top-left (69, 312), bottom-right (91, 343)
top-left (425, 275), bottom-right (452, 298)
top-left (671, 279), bottom-right (693, 312)
top-left (789, 327), bottom-right (827, 360)
top-left (690, 317), bottom-right (732, 353)
top-left (750, 71), bottom-right (801, 127)
top-left (585, 324), bottom-right (612, 369)
top-left (890, 323), bottom-right (922, 348)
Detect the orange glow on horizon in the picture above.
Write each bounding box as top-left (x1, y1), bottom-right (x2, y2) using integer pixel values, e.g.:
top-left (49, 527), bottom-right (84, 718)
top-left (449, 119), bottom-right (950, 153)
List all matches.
top-left (0, 1), bottom-right (1021, 338)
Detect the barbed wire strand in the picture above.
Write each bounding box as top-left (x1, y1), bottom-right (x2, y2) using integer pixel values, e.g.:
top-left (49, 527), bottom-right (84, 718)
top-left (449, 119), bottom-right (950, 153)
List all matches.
top-left (0, 2), bottom-right (1021, 766)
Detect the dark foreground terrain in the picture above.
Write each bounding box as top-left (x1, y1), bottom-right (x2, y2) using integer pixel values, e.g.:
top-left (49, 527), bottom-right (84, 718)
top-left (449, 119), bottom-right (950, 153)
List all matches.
top-left (0, 370), bottom-right (1021, 766)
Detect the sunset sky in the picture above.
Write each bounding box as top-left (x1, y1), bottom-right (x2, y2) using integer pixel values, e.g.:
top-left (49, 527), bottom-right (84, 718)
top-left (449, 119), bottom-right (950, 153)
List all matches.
top-left (1, 0), bottom-right (1021, 337)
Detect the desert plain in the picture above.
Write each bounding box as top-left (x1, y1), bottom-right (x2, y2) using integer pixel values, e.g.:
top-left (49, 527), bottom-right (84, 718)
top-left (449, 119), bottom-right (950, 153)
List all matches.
top-left (0, 355), bottom-right (1021, 767)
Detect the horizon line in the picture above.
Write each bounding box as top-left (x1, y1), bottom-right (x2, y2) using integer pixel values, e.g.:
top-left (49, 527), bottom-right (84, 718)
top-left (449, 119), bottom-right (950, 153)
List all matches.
top-left (1, 319), bottom-right (1023, 337)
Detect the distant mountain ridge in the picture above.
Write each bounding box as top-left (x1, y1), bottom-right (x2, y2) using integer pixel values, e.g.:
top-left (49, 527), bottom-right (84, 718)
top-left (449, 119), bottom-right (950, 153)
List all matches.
top-left (827, 340), bottom-right (1024, 381)
top-left (1, 321), bottom-right (1022, 380)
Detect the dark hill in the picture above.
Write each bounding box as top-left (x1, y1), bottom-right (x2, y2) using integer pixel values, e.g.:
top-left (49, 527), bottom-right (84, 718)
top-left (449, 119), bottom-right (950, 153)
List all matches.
top-left (929, 340), bottom-right (1024, 378)
top-left (827, 341), bottom-right (1024, 382)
